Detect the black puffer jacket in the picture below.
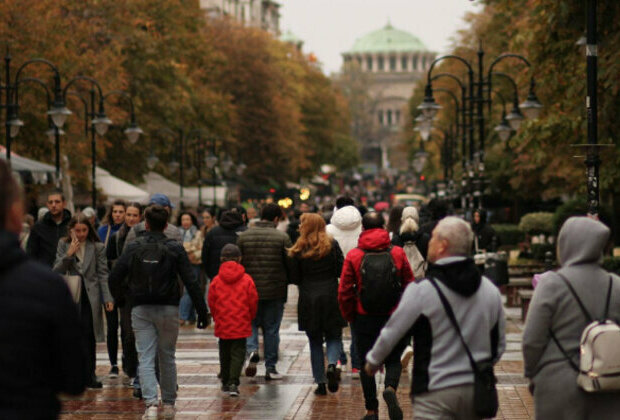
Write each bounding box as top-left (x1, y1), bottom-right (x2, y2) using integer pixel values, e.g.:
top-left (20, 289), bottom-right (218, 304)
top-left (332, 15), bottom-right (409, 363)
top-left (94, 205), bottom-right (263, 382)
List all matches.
top-left (0, 230), bottom-right (86, 419)
top-left (392, 230), bottom-right (429, 260)
top-left (202, 211), bottom-right (247, 279)
top-left (237, 220), bottom-right (292, 300)
top-left (26, 209), bottom-right (71, 267)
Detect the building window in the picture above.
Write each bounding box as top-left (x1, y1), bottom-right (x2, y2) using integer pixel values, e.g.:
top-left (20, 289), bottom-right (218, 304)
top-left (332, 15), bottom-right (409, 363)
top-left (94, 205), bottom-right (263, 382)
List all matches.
top-left (401, 56), bottom-right (408, 71)
top-left (395, 110), bottom-right (401, 125)
top-left (366, 56), bottom-right (372, 71)
top-left (356, 57), bottom-right (362, 66)
top-left (412, 55), bottom-right (418, 70)
top-left (378, 56), bottom-right (384, 71)
top-left (378, 110), bottom-right (384, 125)
top-left (387, 110), bottom-right (393, 125)
top-left (389, 56), bottom-right (396, 71)
top-left (422, 55), bottom-right (427, 70)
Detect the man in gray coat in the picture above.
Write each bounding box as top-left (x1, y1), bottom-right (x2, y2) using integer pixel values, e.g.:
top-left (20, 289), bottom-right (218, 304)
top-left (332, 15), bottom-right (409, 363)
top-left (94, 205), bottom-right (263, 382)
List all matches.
top-left (523, 216), bottom-right (620, 419)
top-left (237, 203), bottom-right (292, 380)
top-left (364, 217), bottom-right (505, 420)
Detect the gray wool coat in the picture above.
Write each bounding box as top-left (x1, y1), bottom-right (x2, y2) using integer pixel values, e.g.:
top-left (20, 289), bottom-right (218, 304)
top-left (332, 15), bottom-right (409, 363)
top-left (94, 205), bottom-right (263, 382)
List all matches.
top-left (523, 217), bottom-right (620, 419)
top-left (53, 240), bottom-right (112, 342)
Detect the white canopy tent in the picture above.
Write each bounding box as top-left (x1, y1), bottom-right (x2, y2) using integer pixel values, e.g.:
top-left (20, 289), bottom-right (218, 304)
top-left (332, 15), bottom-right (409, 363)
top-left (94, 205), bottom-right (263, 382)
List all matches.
top-left (139, 171), bottom-right (227, 208)
top-left (0, 145), bottom-right (55, 184)
top-left (96, 167), bottom-right (150, 205)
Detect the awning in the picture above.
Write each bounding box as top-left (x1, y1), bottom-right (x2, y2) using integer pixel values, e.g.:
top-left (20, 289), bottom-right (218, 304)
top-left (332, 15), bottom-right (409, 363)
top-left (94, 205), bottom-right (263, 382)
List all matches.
top-left (96, 167), bottom-right (150, 205)
top-left (0, 145), bottom-right (55, 184)
top-left (139, 171), bottom-right (227, 208)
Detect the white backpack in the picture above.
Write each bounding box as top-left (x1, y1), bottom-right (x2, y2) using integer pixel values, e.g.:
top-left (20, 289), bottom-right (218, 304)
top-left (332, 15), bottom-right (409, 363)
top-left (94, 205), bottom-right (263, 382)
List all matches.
top-left (550, 274), bottom-right (620, 392)
top-left (403, 241), bottom-right (426, 279)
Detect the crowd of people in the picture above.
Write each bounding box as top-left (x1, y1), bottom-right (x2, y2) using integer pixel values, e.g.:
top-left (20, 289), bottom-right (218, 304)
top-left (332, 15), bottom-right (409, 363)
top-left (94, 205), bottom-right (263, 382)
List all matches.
top-left (2, 156), bottom-right (620, 420)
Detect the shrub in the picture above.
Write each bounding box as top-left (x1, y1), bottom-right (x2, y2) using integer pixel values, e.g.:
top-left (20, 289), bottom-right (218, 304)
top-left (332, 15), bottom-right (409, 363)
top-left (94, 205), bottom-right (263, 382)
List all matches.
top-left (518, 212), bottom-right (554, 235)
top-left (552, 199), bottom-right (614, 236)
top-left (602, 257), bottom-right (620, 276)
top-left (492, 224), bottom-right (524, 246)
top-left (531, 243), bottom-right (555, 262)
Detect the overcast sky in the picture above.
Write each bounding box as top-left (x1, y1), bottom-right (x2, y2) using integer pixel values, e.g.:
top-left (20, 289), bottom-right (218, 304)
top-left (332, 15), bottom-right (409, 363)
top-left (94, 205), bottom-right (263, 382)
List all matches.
top-left (279, 0), bottom-right (482, 75)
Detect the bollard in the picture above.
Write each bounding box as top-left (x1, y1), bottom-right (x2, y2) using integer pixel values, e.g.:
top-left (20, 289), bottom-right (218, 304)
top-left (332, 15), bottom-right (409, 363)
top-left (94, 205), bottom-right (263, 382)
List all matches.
top-left (544, 251), bottom-right (554, 272)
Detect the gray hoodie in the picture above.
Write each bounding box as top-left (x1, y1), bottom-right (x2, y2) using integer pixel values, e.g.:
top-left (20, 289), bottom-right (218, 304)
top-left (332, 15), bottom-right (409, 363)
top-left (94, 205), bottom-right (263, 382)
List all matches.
top-left (523, 216), bottom-right (620, 419)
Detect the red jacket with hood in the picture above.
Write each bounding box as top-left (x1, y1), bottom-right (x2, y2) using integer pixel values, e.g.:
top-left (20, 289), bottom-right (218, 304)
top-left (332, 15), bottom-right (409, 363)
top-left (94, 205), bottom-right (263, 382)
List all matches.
top-left (338, 228), bottom-right (414, 322)
top-left (208, 261), bottom-right (258, 339)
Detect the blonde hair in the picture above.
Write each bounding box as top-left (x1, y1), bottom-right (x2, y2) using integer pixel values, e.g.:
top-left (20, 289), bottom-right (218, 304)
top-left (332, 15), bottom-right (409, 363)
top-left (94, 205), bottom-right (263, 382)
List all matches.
top-left (288, 213), bottom-right (332, 260)
top-left (400, 206), bottom-right (420, 235)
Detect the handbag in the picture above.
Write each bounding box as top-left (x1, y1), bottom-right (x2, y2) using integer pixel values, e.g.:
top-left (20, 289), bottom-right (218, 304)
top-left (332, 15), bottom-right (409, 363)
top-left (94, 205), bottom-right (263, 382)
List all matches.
top-left (63, 274), bottom-right (82, 304)
top-left (429, 278), bottom-right (499, 418)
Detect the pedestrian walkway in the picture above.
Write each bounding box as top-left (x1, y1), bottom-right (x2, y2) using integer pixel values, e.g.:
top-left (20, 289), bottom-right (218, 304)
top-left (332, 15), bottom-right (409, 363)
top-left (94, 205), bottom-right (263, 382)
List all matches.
top-left (60, 286), bottom-right (534, 419)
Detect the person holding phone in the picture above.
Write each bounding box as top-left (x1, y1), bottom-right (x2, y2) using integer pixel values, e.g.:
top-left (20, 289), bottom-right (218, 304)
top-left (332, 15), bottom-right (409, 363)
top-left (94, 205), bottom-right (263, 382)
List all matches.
top-left (53, 214), bottom-right (113, 388)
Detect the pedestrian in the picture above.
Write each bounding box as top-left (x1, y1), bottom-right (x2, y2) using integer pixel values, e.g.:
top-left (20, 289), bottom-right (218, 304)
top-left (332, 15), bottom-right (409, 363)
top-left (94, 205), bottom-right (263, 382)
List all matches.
top-left (523, 216), bottom-right (620, 419)
top-left (0, 160), bottom-right (87, 419)
top-left (19, 213), bottom-right (34, 250)
top-left (202, 209), bottom-right (247, 282)
top-left (177, 211), bottom-right (203, 325)
top-left (82, 206), bottom-right (98, 230)
top-left (338, 212), bottom-right (414, 420)
top-left (237, 202), bottom-right (292, 380)
top-left (98, 200), bottom-right (126, 244)
top-left (208, 244), bottom-right (258, 397)
top-left (364, 216), bottom-right (506, 420)
top-left (109, 205), bottom-right (210, 419)
top-left (471, 209), bottom-right (498, 252)
top-left (106, 202), bottom-right (143, 386)
top-left (386, 205), bottom-right (404, 240)
top-left (288, 213), bottom-right (345, 395)
top-left (26, 189), bottom-right (72, 266)
top-left (326, 199), bottom-right (363, 375)
top-left (391, 206), bottom-right (426, 279)
top-left (124, 194), bottom-right (182, 245)
top-left (53, 214), bottom-right (114, 388)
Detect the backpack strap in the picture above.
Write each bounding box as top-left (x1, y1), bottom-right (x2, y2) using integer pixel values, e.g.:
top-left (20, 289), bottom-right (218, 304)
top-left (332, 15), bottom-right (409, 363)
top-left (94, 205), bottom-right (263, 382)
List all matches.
top-left (428, 277), bottom-right (478, 372)
top-left (604, 276), bottom-right (613, 320)
top-left (556, 272), bottom-right (593, 323)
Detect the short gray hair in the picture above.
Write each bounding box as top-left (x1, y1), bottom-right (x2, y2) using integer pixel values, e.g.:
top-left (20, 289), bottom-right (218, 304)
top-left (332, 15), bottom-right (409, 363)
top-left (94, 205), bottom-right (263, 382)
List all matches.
top-left (433, 216), bottom-right (473, 256)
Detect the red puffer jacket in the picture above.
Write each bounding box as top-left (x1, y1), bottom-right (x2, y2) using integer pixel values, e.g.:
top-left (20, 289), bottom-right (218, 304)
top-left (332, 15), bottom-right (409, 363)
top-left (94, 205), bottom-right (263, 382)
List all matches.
top-left (208, 261), bottom-right (258, 339)
top-left (338, 228), bottom-right (414, 322)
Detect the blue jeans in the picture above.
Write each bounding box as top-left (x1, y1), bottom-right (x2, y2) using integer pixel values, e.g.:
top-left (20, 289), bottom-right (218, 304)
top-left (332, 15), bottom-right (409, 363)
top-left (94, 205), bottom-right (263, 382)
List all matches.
top-left (132, 305), bottom-right (179, 407)
top-left (339, 323), bottom-right (360, 368)
top-left (179, 265), bottom-right (201, 321)
top-left (246, 298), bottom-right (285, 369)
top-left (307, 334), bottom-right (340, 384)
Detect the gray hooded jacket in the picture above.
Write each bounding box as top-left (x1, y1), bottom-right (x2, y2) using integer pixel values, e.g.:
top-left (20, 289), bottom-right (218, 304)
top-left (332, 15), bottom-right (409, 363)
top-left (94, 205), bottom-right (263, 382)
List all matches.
top-left (523, 216), bottom-right (620, 419)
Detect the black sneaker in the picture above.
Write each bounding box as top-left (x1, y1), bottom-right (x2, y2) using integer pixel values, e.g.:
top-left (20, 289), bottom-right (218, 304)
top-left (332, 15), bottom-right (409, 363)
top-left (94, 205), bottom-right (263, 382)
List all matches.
top-left (133, 387), bottom-right (143, 399)
top-left (109, 366), bottom-right (119, 378)
top-left (264, 368), bottom-right (283, 380)
top-left (361, 414), bottom-right (378, 420)
top-left (314, 383), bottom-right (327, 396)
top-left (244, 352), bottom-right (259, 377)
top-left (221, 384), bottom-right (230, 392)
top-left (229, 384), bottom-right (239, 397)
top-left (326, 364), bottom-right (339, 393)
top-left (87, 379), bottom-right (103, 389)
top-left (382, 387), bottom-right (403, 420)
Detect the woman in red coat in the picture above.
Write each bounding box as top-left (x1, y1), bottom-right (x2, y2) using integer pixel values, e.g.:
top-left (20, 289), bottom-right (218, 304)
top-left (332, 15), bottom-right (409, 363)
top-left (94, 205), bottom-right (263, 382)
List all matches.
top-left (208, 244), bottom-right (258, 397)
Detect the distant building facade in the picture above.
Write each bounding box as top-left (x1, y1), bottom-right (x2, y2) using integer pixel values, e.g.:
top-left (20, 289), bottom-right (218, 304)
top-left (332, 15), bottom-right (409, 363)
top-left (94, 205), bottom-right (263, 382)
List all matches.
top-left (200, 0), bottom-right (280, 35)
top-left (341, 23), bottom-right (435, 170)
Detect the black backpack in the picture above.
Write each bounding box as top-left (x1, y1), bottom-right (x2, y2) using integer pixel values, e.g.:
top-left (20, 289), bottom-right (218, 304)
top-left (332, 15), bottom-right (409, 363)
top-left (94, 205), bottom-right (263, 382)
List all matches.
top-left (359, 247), bottom-right (402, 314)
top-left (128, 238), bottom-right (176, 301)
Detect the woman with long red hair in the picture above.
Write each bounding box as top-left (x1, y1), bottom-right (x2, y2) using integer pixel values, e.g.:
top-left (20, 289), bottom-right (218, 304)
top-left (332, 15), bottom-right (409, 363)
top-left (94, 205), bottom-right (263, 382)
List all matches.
top-left (288, 213), bottom-right (345, 395)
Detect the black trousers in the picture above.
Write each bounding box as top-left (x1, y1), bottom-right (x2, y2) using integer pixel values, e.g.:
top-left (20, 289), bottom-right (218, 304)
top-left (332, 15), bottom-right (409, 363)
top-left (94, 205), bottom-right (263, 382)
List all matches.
top-left (352, 314), bottom-right (408, 411)
top-left (79, 286), bottom-right (96, 382)
top-left (105, 304), bottom-right (120, 366)
top-left (218, 338), bottom-right (247, 386)
top-left (120, 303), bottom-right (138, 377)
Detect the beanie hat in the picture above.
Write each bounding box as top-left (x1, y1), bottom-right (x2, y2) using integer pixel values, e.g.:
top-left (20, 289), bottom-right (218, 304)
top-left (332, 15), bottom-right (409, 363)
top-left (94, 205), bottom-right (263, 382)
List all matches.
top-left (221, 243), bottom-right (242, 259)
top-left (401, 206), bottom-right (419, 223)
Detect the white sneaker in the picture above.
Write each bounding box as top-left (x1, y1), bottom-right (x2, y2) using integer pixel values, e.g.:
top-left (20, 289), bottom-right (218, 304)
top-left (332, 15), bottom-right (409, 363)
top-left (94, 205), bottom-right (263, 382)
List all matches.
top-left (336, 360), bottom-right (347, 373)
top-left (401, 346), bottom-right (414, 371)
top-left (142, 405), bottom-right (158, 419)
top-left (163, 404), bottom-right (176, 419)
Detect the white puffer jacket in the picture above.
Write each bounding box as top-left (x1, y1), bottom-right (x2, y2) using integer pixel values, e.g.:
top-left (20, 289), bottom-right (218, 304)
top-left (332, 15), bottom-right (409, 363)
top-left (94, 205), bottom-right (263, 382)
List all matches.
top-left (326, 206), bottom-right (362, 258)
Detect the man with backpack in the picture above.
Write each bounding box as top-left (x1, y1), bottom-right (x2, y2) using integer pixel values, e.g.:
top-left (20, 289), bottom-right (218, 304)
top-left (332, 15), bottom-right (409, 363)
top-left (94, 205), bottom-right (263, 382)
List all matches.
top-left (338, 212), bottom-right (414, 420)
top-left (109, 205), bottom-right (210, 419)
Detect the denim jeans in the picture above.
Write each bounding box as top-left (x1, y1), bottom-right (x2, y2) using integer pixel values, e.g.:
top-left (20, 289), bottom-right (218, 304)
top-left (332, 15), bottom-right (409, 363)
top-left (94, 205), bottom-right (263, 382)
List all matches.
top-left (338, 323), bottom-right (360, 369)
top-left (307, 333), bottom-right (340, 383)
top-left (179, 265), bottom-right (201, 321)
top-left (132, 305), bottom-right (179, 407)
top-left (246, 298), bottom-right (285, 369)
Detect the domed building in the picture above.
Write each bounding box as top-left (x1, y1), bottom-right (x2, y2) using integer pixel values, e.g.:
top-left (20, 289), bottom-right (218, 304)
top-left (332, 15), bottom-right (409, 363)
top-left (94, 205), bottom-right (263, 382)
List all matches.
top-left (341, 22), bottom-right (435, 170)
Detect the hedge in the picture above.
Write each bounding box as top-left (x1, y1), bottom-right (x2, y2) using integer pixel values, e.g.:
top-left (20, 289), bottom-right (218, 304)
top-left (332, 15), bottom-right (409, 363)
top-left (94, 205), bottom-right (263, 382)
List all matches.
top-left (492, 224), bottom-right (524, 246)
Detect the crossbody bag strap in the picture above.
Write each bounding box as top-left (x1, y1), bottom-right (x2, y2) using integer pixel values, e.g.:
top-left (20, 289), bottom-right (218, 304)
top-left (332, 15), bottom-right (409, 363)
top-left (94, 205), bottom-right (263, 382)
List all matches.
top-left (429, 277), bottom-right (477, 371)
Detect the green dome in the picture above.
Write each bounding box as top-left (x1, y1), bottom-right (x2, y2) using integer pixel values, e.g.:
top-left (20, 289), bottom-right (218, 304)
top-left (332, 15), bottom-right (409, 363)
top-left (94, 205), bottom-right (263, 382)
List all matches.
top-left (280, 30), bottom-right (302, 45)
top-left (348, 22), bottom-right (427, 54)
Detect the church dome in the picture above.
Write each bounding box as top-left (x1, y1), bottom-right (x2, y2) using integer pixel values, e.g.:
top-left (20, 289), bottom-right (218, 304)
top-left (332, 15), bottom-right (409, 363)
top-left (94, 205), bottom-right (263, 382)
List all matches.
top-left (348, 22), bottom-right (427, 54)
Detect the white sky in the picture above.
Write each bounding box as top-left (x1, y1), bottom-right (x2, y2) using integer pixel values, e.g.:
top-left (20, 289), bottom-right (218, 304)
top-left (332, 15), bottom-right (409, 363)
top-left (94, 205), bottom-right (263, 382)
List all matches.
top-left (279, 0), bottom-right (482, 75)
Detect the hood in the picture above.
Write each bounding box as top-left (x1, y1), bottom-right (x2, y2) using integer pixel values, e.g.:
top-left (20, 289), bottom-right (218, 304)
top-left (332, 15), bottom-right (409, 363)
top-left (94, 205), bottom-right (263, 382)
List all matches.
top-left (427, 258), bottom-right (481, 297)
top-left (218, 261), bottom-right (246, 284)
top-left (330, 206), bottom-right (362, 231)
top-left (219, 211), bottom-right (245, 230)
top-left (0, 230), bottom-right (27, 273)
top-left (472, 209), bottom-right (487, 232)
top-left (43, 208), bottom-right (72, 226)
top-left (357, 228), bottom-right (390, 251)
top-left (558, 216), bottom-right (610, 267)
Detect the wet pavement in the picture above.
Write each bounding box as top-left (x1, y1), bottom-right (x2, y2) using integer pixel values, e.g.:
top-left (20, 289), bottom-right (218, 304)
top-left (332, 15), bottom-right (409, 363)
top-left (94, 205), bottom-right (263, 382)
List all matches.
top-left (60, 286), bottom-right (534, 419)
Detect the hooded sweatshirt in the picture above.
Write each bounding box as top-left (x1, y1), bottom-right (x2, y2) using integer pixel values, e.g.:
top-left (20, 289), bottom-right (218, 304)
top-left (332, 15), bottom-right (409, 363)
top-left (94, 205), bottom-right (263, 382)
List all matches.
top-left (208, 261), bottom-right (258, 339)
top-left (326, 205), bottom-right (362, 257)
top-left (202, 211), bottom-right (247, 278)
top-left (366, 256), bottom-right (505, 396)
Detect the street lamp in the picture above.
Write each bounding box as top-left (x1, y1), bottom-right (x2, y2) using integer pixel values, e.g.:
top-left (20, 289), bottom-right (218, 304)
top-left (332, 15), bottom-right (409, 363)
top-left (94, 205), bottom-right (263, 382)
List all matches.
top-left (412, 149), bottom-right (429, 174)
top-left (519, 79), bottom-right (543, 119)
top-left (146, 152), bottom-right (159, 170)
top-left (103, 90), bottom-right (143, 144)
top-left (417, 84), bottom-right (442, 120)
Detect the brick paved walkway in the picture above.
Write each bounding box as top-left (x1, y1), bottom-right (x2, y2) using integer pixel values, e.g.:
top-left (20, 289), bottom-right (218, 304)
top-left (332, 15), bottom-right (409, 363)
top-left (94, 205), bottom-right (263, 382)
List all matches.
top-left (60, 286), bottom-right (534, 419)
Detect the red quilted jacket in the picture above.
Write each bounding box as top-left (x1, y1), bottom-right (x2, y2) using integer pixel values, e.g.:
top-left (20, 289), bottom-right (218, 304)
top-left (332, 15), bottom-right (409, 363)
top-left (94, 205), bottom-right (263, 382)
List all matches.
top-left (208, 261), bottom-right (258, 339)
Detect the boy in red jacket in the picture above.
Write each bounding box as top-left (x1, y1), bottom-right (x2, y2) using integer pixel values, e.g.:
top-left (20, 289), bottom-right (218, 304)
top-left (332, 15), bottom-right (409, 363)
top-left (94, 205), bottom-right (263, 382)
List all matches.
top-left (208, 244), bottom-right (258, 397)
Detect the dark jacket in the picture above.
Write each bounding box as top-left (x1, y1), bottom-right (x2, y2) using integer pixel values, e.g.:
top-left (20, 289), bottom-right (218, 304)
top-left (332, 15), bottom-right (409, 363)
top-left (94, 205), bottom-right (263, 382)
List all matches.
top-left (98, 223), bottom-right (122, 246)
top-left (289, 240), bottom-right (346, 339)
top-left (26, 209), bottom-right (72, 267)
top-left (0, 230), bottom-right (86, 419)
top-left (202, 211), bottom-right (246, 279)
top-left (109, 231), bottom-right (208, 319)
top-left (237, 220), bottom-right (292, 300)
top-left (392, 230), bottom-right (428, 260)
top-left (472, 210), bottom-right (498, 252)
